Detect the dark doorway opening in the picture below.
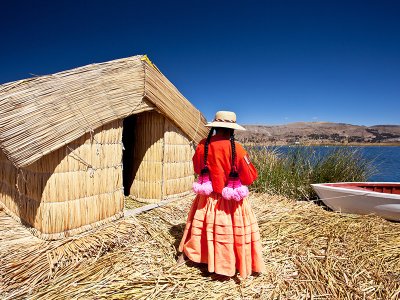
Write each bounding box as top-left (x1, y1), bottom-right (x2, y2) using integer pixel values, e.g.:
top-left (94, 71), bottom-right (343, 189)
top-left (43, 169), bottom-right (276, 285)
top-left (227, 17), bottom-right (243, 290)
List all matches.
top-left (122, 115), bottom-right (137, 196)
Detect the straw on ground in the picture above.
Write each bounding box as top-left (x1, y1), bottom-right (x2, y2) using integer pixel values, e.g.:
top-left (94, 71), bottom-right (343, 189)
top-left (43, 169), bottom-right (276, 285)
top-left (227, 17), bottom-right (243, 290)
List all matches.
top-left (1, 193), bottom-right (399, 299)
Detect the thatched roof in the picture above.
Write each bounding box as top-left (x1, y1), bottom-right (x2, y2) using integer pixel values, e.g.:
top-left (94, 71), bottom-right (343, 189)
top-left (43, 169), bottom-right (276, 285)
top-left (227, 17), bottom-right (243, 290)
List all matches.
top-left (0, 55), bottom-right (208, 167)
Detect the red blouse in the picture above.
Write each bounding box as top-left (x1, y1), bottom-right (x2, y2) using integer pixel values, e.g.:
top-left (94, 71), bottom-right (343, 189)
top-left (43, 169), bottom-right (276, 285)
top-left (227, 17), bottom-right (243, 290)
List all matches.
top-left (192, 134), bottom-right (258, 194)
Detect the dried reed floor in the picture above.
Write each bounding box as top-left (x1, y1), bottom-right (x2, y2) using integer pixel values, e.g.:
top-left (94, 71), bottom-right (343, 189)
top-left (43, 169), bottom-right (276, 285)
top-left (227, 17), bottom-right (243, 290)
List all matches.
top-left (125, 196), bottom-right (149, 209)
top-left (1, 194), bottom-right (399, 300)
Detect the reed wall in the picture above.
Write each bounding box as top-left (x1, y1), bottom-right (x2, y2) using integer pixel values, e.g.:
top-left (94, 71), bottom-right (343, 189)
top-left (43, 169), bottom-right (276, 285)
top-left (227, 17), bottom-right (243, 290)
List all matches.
top-left (162, 118), bottom-right (195, 199)
top-left (128, 111), bottom-right (195, 203)
top-left (129, 112), bottom-right (165, 201)
top-left (0, 120), bottom-right (124, 240)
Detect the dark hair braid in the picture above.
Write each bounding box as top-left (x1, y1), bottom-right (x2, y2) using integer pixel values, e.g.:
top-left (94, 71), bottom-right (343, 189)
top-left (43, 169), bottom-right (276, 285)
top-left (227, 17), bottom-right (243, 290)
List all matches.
top-left (202, 127), bottom-right (214, 174)
top-left (229, 129), bottom-right (238, 177)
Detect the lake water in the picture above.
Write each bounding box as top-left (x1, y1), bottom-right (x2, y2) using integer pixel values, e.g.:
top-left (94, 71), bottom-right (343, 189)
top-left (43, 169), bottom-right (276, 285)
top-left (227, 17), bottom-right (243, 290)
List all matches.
top-left (311, 146), bottom-right (400, 182)
top-left (265, 146), bottom-right (400, 182)
top-left (358, 146), bottom-right (400, 182)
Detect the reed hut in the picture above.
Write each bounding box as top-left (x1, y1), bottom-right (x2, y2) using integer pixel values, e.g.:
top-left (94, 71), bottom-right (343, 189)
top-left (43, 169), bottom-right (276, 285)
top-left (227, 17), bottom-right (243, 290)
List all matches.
top-left (0, 55), bottom-right (208, 240)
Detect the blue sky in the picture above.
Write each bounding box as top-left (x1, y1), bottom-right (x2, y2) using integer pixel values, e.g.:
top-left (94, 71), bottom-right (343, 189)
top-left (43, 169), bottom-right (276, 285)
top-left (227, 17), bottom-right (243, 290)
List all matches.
top-left (1, 0), bottom-right (399, 126)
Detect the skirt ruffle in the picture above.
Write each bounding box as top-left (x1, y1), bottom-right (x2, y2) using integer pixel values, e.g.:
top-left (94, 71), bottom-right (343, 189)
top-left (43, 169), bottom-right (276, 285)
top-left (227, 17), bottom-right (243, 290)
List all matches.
top-left (178, 193), bottom-right (265, 278)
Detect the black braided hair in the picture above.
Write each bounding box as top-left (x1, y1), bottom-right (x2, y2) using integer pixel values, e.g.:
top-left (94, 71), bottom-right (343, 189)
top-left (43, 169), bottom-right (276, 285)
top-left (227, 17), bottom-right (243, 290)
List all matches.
top-left (229, 129), bottom-right (239, 177)
top-left (202, 127), bottom-right (214, 174)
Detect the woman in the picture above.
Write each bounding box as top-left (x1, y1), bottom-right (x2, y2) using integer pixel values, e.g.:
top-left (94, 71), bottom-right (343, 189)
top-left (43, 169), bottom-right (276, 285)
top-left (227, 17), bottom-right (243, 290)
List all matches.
top-left (178, 111), bottom-right (265, 278)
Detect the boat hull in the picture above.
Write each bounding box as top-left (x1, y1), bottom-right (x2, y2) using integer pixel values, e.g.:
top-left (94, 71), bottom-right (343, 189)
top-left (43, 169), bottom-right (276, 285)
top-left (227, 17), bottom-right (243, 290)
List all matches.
top-left (311, 182), bottom-right (400, 221)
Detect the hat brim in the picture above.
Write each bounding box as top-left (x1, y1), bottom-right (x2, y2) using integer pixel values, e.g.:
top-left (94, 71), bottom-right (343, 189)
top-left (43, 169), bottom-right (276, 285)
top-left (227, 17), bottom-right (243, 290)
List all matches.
top-left (205, 121), bottom-right (246, 131)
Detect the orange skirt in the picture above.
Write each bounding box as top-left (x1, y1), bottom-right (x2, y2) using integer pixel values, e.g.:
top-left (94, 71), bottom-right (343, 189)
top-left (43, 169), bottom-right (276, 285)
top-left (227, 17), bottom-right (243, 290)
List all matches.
top-left (178, 193), bottom-right (265, 278)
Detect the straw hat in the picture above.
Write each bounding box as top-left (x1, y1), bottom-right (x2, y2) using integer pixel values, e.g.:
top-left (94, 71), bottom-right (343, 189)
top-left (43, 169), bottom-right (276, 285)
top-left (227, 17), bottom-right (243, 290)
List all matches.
top-left (205, 111), bottom-right (246, 131)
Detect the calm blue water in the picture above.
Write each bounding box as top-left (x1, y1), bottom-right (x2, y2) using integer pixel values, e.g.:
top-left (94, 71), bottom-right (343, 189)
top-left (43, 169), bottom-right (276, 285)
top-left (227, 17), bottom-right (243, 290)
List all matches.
top-left (263, 146), bottom-right (400, 182)
top-left (359, 146), bottom-right (400, 182)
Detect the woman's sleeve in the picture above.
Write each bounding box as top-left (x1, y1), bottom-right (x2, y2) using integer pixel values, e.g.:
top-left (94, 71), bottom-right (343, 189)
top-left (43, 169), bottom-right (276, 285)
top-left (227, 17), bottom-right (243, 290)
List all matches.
top-left (192, 143), bottom-right (205, 175)
top-left (236, 145), bottom-right (258, 185)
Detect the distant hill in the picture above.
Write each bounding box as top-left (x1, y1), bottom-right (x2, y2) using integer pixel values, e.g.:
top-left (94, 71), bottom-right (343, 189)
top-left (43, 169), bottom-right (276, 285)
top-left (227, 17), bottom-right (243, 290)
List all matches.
top-left (235, 122), bottom-right (400, 145)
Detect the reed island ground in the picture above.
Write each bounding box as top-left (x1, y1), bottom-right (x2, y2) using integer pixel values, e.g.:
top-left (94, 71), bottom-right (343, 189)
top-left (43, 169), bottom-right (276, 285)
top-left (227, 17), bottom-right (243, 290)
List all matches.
top-left (1, 193), bottom-right (399, 299)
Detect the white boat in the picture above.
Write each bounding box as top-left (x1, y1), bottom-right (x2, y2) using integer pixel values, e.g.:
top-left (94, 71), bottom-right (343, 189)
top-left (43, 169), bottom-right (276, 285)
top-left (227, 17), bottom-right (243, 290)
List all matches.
top-left (311, 182), bottom-right (400, 221)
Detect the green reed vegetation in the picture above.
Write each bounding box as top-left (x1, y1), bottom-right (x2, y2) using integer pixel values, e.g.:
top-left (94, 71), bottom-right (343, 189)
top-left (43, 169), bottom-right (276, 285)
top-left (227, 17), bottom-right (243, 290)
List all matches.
top-left (247, 146), bottom-right (376, 201)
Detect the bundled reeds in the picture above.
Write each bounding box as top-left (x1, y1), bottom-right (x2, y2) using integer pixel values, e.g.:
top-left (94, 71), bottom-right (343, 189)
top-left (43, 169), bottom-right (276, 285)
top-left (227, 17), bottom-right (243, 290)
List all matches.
top-left (0, 54), bottom-right (208, 239)
top-left (129, 111), bottom-right (166, 201)
top-left (1, 193), bottom-right (399, 299)
top-left (0, 120), bottom-right (124, 239)
top-left (163, 116), bottom-right (196, 198)
top-left (127, 111), bottom-right (195, 203)
top-left (0, 57), bottom-right (147, 168)
top-left (0, 55), bottom-right (207, 168)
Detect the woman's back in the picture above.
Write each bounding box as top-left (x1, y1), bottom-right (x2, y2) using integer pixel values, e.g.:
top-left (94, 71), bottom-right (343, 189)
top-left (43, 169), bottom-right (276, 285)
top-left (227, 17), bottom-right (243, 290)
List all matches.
top-left (193, 134), bottom-right (258, 194)
top-left (179, 111), bottom-right (265, 278)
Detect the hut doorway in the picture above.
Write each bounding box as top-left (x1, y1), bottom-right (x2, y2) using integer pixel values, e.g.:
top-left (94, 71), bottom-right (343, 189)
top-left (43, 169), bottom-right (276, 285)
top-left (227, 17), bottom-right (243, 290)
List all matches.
top-left (122, 115), bottom-right (137, 196)
top-left (122, 112), bottom-right (165, 198)
top-left (122, 111), bottom-right (195, 203)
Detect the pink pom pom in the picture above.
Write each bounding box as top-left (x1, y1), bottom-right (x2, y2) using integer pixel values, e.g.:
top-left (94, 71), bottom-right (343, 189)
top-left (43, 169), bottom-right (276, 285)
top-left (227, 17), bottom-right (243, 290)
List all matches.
top-left (192, 182), bottom-right (202, 193)
top-left (193, 169), bottom-right (213, 196)
top-left (201, 181), bottom-right (213, 195)
top-left (235, 185), bottom-right (249, 199)
top-left (193, 177), bottom-right (213, 195)
top-left (221, 176), bottom-right (249, 201)
top-left (231, 190), bottom-right (242, 201)
top-left (222, 186), bottom-right (235, 200)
